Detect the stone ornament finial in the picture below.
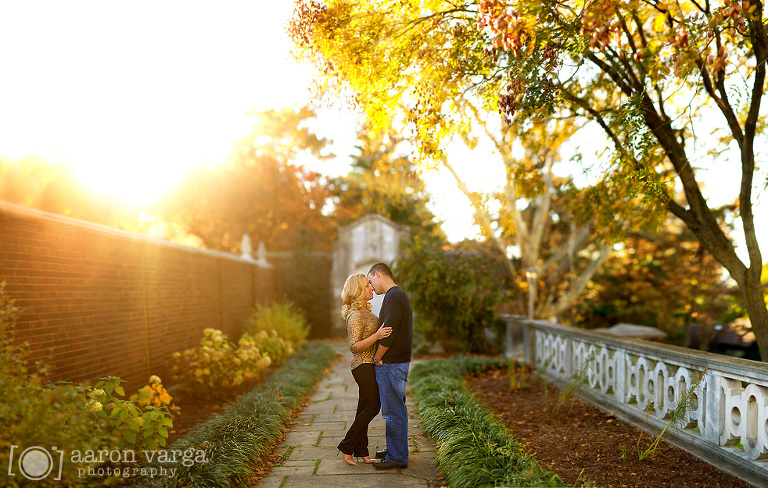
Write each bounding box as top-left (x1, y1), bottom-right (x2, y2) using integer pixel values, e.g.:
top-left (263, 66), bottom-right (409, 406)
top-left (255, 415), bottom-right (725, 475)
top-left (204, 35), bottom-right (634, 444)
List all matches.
top-left (240, 234), bottom-right (256, 262)
top-left (256, 240), bottom-right (271, 268)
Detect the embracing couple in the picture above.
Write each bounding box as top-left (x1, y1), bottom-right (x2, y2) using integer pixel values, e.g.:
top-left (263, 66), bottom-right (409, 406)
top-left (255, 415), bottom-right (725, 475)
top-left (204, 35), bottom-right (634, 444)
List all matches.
top-left (337, 262), bottom-right (413, 470)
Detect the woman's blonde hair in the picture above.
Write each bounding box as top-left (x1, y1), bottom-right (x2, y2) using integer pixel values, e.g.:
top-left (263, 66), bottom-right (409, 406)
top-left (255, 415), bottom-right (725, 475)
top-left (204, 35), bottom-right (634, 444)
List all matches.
top-left (340, 273), bottom-right (372, 321)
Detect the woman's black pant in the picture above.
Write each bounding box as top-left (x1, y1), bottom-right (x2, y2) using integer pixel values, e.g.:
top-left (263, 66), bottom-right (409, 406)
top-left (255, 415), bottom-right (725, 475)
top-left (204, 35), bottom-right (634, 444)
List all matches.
top-left (338, 363), bottom-right (381, 457)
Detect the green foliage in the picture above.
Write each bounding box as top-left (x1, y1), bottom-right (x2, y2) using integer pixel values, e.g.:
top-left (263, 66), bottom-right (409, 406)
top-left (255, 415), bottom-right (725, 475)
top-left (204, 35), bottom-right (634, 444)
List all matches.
top-left (0, 282), bottom-right (106, 487)
top-left (397, 238), bottom-right (509, 353)
top-left (239, 330), bottom-right (293, 368)
top-left (410, 357), bottom-right (563, 487)
top-left (138, 343), bottom-right (336, 488)
top-left (0, 385), bottom-right (113, 487)
top-left (0, 283), bottom-right (174, 486)
top-left (290, 0), bottom-right (768, 360)
top-left (572, 223), bottom-right (742, 343)
top-left (331, 127), bottom-right (446, 243)
top-left (170, 328), bottom-right (277, 398)
top-left (245, 301), bottom-right (309, 349)
top-left (73, 376), bottom-right (175, 453)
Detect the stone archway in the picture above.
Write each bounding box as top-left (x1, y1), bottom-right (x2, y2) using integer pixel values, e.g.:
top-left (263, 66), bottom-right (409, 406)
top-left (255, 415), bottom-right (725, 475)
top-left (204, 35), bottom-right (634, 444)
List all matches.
top-left (330, 214), bottom-right (410, 334)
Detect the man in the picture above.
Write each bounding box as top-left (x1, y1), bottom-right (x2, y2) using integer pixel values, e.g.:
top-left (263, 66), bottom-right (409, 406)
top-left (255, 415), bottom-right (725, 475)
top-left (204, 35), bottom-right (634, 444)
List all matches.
top-left (367, 262), bottom-right (413, 470)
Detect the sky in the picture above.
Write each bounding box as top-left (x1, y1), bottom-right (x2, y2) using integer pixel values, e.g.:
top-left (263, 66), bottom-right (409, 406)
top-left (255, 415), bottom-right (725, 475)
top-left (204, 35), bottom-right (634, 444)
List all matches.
top-left (0, 3), bottom-right (336, 194)
top-left (0, 0), bottom-right (481, 241)
top-left (0, 1), bottom-right (765, 255)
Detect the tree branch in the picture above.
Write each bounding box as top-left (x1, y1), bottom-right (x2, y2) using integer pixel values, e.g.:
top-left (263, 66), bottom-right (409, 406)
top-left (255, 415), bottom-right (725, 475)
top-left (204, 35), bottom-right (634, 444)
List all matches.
top-left (549, 245), bottom-right (612, 318)
top-left (441, 157), bottom-right (517, 278)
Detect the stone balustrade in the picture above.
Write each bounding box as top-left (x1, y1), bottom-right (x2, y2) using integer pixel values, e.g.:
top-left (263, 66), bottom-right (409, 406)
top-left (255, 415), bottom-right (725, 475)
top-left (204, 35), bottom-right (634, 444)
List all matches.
top-left (520, 319), bottom-right (768, 486)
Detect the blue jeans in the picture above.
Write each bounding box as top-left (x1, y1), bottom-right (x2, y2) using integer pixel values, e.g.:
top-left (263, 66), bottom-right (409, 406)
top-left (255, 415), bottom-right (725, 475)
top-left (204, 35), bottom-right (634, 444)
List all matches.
top-left (375, 362), bottom-right (410, 465)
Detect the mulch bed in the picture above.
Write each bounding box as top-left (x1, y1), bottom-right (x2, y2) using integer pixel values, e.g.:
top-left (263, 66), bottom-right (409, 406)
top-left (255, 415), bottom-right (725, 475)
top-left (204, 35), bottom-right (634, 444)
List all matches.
top-left (467, 368), bottom-right (752, 488)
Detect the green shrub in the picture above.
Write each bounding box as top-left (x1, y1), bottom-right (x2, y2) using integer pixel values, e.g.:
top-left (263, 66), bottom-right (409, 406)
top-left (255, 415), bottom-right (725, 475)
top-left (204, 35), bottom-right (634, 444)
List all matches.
top-left (410, 357), bottom-right (563, 488)
top-left (239, 330), bottom-right (293, 367)
top-left (0, 283), bottom-right (176, 487)
top-left (138, 342), bottom-right (336, 488)
top-left (397, 239), bottom-right (509, 354)
top-left (170, 328), bottom-right (272, 398)
top-left (0, 283), bottom-right (105, 487)
top-left (85, 376), bottom-right (175, 452)
top-left (245, 301), bottom-right (309, 349)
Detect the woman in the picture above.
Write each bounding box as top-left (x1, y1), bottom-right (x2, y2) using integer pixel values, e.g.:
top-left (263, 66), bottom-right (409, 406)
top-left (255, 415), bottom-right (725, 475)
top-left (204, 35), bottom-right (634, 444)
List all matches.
top-left (337, 273), bottom-right (392, 465)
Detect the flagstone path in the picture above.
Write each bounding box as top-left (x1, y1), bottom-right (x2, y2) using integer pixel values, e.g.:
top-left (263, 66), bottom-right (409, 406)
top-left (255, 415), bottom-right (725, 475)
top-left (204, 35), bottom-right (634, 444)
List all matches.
top-left (254, 341), bottom-right (442, 488)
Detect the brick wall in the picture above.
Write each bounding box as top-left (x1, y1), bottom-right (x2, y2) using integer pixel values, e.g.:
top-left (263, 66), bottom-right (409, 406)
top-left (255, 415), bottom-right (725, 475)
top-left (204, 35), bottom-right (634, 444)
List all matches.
top-left (0, 202), bottom-right (274, 391)
top-left (270, 252), bottom-right (333, 339)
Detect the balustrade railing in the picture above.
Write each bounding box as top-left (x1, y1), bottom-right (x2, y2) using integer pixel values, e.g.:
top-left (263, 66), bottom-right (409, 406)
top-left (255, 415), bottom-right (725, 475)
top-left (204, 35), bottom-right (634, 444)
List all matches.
top-left (521, 319), bottom-right (768, 486)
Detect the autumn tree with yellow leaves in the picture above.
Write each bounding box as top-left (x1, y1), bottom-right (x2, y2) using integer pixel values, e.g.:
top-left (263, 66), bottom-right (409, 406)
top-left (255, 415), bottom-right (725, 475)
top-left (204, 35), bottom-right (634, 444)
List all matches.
top-left (291, 2), bottom-right (618, 322)
top-left (290, 0), bottom-right (768, 359)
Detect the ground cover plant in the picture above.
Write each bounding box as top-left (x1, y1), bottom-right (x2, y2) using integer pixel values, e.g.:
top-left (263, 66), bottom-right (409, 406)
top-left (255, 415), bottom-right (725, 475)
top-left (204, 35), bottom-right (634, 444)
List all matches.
top-left (410, 356), bottom-right (564, 488)
top-left (468, 366), bottom-right (752, 487)
top-left (137, 342), bottom-right (335, 488)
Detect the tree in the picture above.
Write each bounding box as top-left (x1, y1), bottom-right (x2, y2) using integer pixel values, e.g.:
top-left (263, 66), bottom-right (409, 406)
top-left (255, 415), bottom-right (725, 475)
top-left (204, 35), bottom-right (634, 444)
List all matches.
top-left (447, 116), bottom-right (613, 319)
top-left (330, 128), bottom-right (446, 242)
top-left (0, 156), bottom-right (184, 239)
top-left (291, 1), bottom-right (617, 322)
top-left (159, 107), bottom-right (335, 253)
top-left (573, 219), bottom-right (744, 346)
top-left (291, 0), bottom-right (768, 358)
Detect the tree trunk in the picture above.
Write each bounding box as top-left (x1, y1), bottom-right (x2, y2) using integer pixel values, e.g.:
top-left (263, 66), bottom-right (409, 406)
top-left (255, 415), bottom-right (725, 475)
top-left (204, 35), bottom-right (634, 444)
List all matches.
top-left (742, 273), bottom-right (768, 360)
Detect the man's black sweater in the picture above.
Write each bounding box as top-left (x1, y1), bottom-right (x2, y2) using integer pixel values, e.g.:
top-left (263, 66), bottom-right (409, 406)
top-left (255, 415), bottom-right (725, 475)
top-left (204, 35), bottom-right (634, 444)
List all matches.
top-left (377, 286), bottom-right (413, 363)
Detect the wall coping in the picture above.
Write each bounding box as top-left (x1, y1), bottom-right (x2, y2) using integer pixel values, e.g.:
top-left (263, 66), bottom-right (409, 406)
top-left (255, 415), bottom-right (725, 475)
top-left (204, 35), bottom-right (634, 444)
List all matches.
top-left (0, 200), bottom-right (262, 266)
top-left (526, 319), bottom-right (768, 381)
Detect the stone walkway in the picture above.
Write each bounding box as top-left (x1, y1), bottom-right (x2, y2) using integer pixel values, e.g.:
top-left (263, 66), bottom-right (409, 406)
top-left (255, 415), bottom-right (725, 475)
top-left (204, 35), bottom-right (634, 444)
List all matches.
top-left (254, 341), bottom-right (441, 488)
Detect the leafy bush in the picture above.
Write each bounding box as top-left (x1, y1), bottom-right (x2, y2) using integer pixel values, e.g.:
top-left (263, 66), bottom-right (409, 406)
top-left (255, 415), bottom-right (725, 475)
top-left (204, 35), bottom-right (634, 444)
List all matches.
top-left (239, 330), bottom-right (293, 368)
top-left (52, 376), bottom-right (177, 454)
top-left (131, 375), bottom-right (180, 417)
top-left (245, 301), bottom-right (309, 349)
top-left (0, 283), bottom-right (104, 487)
top-left (0, 283), bottom-right (174, 486)
top-left (139, 343), bottom-right (336, 488)
top-left (410, 357), bottom-right (563, 488)
top-left (170, 328), bottom-right (294, 398)
top-left (397, 239), bottom-right (509, 353)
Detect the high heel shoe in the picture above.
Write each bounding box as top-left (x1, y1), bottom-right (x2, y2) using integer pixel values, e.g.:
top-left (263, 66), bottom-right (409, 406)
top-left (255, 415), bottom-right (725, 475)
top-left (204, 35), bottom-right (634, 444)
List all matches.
top-left (342, 453), bottom-right (357, 465)
top-left (361, 456), bottom-right (376, 464)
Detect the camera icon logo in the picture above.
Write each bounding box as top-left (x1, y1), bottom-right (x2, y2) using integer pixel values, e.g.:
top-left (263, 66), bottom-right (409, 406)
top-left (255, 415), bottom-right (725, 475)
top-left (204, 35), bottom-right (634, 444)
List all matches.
top-left (7, 445), bottom-right (64, 481)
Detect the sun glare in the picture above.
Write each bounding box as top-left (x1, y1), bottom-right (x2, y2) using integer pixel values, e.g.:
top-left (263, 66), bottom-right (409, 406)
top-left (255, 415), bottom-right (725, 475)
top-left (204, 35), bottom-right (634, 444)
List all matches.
top-left (0, 1), bottom-right (313, 206)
